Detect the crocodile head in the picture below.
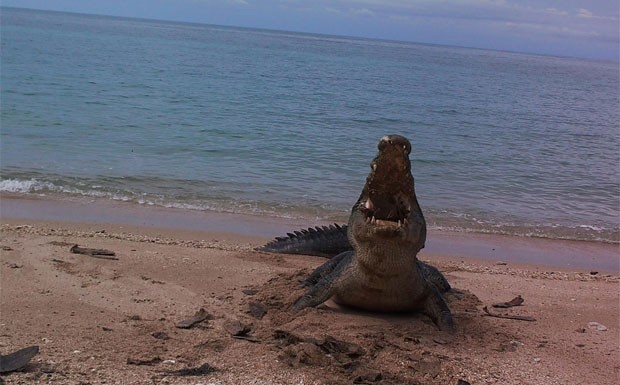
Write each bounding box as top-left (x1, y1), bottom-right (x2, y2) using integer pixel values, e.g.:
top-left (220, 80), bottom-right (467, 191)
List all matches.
top-left (349, 135), bottom-right (426, 250)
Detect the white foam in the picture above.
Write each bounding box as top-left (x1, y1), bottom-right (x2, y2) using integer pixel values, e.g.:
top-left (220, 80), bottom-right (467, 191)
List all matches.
top-left (0, 178), bottom-right (54, 193)
top-left (577, 224), bottom-right (606, 231)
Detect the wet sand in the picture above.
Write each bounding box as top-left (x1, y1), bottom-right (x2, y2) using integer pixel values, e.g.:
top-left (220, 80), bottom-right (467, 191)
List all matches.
top-left (0, 193), bottom-right (618, 384)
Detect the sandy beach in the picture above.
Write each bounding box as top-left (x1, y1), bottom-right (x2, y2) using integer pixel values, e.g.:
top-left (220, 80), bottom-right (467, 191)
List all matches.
top-left (0, 195), bottom-right (618, 385)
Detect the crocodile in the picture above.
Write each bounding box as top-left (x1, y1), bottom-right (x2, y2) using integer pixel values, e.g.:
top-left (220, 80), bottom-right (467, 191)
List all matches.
top-left (259, 135), bottom-right (454, 331)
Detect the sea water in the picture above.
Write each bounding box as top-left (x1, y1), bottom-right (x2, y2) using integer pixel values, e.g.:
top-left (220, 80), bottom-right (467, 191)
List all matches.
top-left (1, 7), bottom-right (619, 243)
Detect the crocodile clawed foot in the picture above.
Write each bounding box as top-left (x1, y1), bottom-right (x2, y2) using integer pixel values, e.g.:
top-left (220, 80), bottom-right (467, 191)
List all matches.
top-left (298, 277), bottom-right (317, 288)
top-left (422, 286), bottom-right (455, 333)
top-left (438, 310), bottom-right (455, 334)
top-left (291, 294), bottom-right (312, 313)
top-left (445, 288), bottom-right (465, 300)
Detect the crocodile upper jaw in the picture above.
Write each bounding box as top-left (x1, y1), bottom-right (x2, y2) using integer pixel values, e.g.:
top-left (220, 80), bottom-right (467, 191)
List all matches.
top-left (350, 135), bottom-right (422, 243)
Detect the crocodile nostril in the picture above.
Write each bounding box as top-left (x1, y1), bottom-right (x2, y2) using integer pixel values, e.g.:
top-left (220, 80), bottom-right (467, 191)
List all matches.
top-left (378, 136), bottom-right (390, 151)
top-left (378, 135), bottom-right (410, 153)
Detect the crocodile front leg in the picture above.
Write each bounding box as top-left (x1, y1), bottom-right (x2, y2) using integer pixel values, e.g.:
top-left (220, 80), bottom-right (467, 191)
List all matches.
top-left (421, 285), bottom-right (455, 333)
top-left (301, 251), bottom-right (353, 287)
top-left (417, 260), bottom-right (452, 293)
top-left (292, 252), bottom-right (352, 312)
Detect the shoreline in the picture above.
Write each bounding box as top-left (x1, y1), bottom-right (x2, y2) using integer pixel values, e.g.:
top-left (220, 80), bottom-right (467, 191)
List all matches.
top-left (1, 192), bottom-right (618, 273)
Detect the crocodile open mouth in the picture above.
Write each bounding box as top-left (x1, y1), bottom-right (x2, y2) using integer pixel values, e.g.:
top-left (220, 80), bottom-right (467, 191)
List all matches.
top-left (358, 192), bottom-right (412, 230)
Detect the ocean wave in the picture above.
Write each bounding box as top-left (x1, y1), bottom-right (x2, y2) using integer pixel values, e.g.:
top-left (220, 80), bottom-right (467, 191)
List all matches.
top-left (0, 177), bottom-right (135, 201)
top-left (0, 178), bottom-right (58, 193)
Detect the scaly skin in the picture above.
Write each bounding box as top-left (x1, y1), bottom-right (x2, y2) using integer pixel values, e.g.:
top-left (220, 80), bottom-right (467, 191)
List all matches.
top-left (263, 135), bottom-right (454, 331)
top-left (258, 224), bottom-right (350, 258)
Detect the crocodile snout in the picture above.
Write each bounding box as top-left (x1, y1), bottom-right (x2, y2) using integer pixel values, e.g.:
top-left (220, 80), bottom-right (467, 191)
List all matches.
top-left (378, 135), bottom-right (411, 155)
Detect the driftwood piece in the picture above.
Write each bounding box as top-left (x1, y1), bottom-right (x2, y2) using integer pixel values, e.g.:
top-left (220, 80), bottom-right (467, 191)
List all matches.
top-left (70, 245), bottom-right (118, 260)
top-left (164, 362), bottom-right (216, 376)
top-left (222, 319), bottom-right (261, 342)
top-left (223, 319), bottom-right (251, 336)
top-left (483, 306), bottom-right (536, 322)
top-left (492, 295), bottom-right (524, 308)
top-left (176, 308), bottom-right (212, 329)
top-left (248, 301), bottom-right (267, 319)
top-left (126, 356), bottom-right (162, 366)
top-left (0, 345), bottom-right (39, 373)
top-left (231, 335), bottom-right (261, 343)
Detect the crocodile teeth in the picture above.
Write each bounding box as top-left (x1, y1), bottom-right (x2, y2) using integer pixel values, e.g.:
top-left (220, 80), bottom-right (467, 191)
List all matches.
top-left (397, 220), bottom-right (402, 227)
top-left (364, 199), bottom-right (374, 210)
top-left (371, 216), bottom-right (377, 225)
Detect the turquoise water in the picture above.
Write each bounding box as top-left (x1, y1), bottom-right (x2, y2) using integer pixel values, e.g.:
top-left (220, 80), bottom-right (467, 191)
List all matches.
top-left (1, 7), bottom-right (619, 243)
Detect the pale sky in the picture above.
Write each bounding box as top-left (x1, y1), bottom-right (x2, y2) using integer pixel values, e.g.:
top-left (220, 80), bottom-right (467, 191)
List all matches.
top-left (3, 0), bottom-right (619, 60)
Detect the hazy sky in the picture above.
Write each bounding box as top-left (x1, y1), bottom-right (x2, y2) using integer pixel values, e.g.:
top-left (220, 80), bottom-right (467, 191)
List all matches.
top-left (3, 0), bottom-right (619, 60)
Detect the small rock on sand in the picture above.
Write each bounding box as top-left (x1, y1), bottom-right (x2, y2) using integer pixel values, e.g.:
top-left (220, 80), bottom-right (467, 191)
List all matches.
top-left (587, 322), bottom-right (608, 331)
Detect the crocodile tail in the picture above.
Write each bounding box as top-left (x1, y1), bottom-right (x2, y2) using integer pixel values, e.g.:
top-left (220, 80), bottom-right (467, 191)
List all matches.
top-left (256, 224), bottom-right (351, 258)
